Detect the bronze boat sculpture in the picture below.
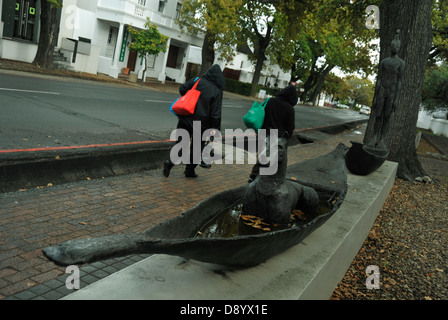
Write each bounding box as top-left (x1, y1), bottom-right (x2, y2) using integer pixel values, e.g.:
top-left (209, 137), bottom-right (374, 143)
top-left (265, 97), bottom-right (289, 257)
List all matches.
top-left (43, 143), bottom-right (348, 268)
top-left (345, 141), bottom-right (389, 176)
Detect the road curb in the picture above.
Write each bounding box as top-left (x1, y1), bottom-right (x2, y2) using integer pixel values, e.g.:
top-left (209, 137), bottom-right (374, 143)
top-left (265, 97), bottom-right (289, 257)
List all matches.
top-left (0, 141), bottom-right (175, 193)
top-left (0, 120), bottom-right (367, 194)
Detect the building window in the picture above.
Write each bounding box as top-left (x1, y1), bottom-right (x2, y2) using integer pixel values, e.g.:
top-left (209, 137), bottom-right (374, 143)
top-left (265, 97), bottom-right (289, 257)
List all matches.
top-left (107, 27), bottom-right (114, 44)
top-left (176, 2), bottom-right (182, 19)
top-left (137, 0), bottom-right (146, 5)
top-left (158, 0), bottom-right (167, 13)
top-left (14, 0), bottom-right (37, 41)
top-left (105, 26), bottom-right (118, 58)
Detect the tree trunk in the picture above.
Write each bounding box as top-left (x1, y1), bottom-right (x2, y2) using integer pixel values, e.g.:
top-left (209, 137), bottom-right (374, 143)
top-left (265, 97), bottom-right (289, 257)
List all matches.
top-left (200, 30), bottom-right (215, 76)
top-left (310, 64), bottom-right (334, 106)
top-left (250, 52), bottom-right (267, 97)
top-left (142, 55), bottom-right (147, 83)
top-left (33, 0), bottom-right (58, 69)
top-left (250, 24), bottom-right (273, 97)
top-left (363, 0), bottom-right (433, 181)
top-left (299, 57), bottom-right (319, 102)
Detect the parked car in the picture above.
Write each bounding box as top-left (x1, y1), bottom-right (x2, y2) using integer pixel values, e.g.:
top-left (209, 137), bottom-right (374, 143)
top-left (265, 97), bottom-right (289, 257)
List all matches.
top-left (359, 106), bottom-right (371, 115)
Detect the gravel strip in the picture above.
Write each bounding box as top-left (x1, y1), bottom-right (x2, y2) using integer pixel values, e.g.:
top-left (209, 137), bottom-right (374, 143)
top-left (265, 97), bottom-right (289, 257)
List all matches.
top-left (331, 138), bottom-right (448, 300)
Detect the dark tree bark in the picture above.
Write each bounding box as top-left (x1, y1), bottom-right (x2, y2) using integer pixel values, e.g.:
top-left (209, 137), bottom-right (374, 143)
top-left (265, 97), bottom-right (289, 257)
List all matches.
top-left (309, 64), bottom-right (334, 106)
top-left (250, 24), bottom-right (273, 97)
top-left (200, 30), bottom-right (215, 76)
top-left (33, 0), bottom-right (59, 69)
top-left (363, 0), bottom-right (433, 181)
top-left (299, 56), bottom-right (322, 103)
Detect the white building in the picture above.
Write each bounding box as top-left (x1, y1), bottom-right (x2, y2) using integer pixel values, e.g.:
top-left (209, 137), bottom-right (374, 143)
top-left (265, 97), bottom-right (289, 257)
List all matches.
top-left (1, 0), bottom-right (290, 88)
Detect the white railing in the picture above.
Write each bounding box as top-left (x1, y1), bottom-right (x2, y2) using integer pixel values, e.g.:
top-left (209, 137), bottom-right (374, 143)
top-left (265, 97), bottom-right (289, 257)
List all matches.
top-left (97, 0), bottom-right (176, 29)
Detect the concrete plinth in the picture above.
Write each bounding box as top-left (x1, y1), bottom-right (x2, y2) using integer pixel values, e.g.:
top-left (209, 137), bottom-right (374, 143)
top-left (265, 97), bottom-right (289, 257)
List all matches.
top-left (63, 161), bottom-right (397, 300)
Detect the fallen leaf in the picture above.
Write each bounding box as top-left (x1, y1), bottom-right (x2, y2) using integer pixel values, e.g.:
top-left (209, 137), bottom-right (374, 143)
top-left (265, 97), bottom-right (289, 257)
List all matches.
top-left (241, 214), bottom-right (258, 220)
top-left (86, 177), bottom-right (91, 181)
top-left (130, 205), bottom-right (135, 209)
top-left (47, 183), bottom-right (53, 187)
top-left (55, 155), bottom-right (61, 160)
top-left (79, 221), bottom-right (88, 225)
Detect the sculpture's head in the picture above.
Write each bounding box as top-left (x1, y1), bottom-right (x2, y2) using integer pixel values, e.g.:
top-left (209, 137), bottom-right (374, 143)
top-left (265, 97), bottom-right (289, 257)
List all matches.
top-left (258, 135), bottom-right (289, 176)
top-left (391, 29), bottom-right (401, 54)
top-left (266, 134), bottom-right (288, 163)
top-left (276, 136), bottom-right (288, 163)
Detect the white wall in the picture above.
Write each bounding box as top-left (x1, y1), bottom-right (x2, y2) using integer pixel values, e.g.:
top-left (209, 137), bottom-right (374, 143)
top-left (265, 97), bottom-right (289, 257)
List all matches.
top-left (417, 110), bottom-right (448, 137)
top-left (187, 45), bottom-right (202, 64)
top-left (57, 0), bottom-right (99, 74)
top-left (417, 110), bottom-right (432, 130)
top-left (0, 39), bottom-right (37, 63)
top-left (430, 119), bottom-right (448, 137)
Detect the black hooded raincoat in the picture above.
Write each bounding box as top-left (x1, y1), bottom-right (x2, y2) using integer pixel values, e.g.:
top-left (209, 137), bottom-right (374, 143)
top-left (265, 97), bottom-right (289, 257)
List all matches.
top-left (262, 84), bottom-right (298, 139)
top-left (177, 64), bottom-right (225, 133)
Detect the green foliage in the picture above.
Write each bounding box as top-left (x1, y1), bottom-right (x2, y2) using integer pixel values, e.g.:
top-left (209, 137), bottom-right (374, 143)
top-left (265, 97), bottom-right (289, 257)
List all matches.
top-left (430, 0), bottom-right (448, 63)
top-left (238, 0), bottom-right (312, 68)
top-left (176, 0), bottom-right (242, 62)
top-left (128, 19), bottom-right (168, 58)
top-left (324, 73), bottom-right (374, 107)
top-left (323, 73), bottom-right (350, 102)
top-left (345, 76), bottom-right (375, 107)
top-left (422, 62), bottom-right (448, 111)
top-left (284, 0), bottom-right (377, 82)
top-left (48, 0), bottom-right (62, 8)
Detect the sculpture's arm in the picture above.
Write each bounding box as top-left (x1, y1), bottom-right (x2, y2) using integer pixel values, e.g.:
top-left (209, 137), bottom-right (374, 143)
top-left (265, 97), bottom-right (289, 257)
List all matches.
top-left (372, 62), bottom-right (383, 110)
top-left (393, 61), bottom-right (405, 112)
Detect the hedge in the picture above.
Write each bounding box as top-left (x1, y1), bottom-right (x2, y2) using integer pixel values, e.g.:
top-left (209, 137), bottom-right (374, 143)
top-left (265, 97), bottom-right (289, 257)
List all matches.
top-left (224, 78), bottom-right (281, 97)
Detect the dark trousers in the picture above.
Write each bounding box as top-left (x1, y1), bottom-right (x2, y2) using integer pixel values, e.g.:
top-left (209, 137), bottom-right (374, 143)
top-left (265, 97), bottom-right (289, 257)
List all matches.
top-left (169, 129), bottom-right (206, 173)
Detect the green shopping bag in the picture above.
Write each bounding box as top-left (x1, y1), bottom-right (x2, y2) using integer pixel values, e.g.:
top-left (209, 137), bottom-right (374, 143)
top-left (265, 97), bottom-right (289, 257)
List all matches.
top-left (243, 98), bottom-right (269, 131)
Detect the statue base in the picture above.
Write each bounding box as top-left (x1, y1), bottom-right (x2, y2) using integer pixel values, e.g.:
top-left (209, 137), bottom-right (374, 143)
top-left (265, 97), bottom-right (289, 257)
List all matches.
top-left (345, 141), bottom-right (389, 176)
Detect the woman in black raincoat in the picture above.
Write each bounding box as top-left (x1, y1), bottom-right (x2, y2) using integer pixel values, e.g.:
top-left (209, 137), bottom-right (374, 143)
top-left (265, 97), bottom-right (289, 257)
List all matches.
top-left (248, 84), bottom-right (298, 182)
top-left (163, 64), bottom-right (225, 178)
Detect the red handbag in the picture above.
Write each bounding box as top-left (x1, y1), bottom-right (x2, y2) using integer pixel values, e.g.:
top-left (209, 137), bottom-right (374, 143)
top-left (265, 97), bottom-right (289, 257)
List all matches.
top-left (171, 78), bottom-right (201, 116)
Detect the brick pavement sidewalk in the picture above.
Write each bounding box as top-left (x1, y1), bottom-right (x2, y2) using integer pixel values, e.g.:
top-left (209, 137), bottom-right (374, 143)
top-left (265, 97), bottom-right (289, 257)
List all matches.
top-left (0, 126), bottom-right (364, 300)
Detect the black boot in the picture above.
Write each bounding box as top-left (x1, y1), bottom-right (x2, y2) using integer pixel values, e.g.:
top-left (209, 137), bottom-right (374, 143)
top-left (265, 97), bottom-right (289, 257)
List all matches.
top-left (163, 160), bottom-right (174, 177)
top-left (199, 159), bottom-right (211, 169)
top-left (184, 168), bottom-right (198, 178)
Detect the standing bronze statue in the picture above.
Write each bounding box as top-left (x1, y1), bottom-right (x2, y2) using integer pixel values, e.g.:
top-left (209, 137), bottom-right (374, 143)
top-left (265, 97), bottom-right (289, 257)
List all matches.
top-left (345, 30), bottom-right (405, 175)
top-left (367, 30), bottom-right (406, 150)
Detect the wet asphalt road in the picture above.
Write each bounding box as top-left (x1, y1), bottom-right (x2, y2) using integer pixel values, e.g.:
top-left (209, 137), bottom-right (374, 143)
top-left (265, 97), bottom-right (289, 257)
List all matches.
top-left (0, 70), bottom-right (368, 152)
